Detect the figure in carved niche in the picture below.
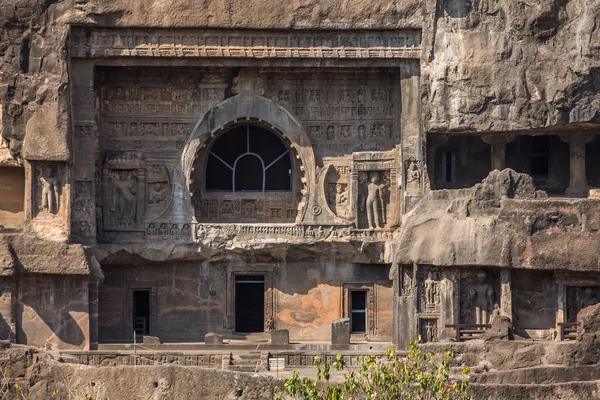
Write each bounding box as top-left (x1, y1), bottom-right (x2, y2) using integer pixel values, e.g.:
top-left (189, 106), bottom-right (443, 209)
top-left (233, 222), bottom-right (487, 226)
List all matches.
top-left (406, 161), bottom-right (421, 192)
top-left (110, 171), bottom-right (137, 228)
top-left (425, 321), bottom-right (436, 342)
top-left (424, 272), bottom-right (438, 310)
top-left (148, 183), bottom-right (166, 205)
top-left (420, 319), bottom-right (438, 343)
top-left (360, 171), bottom-right (386, 229)
top-left (335, 184), bottom-right (350, 218)
top-left (468, 271), bottom-right (495, 325)
top-left (39, 166), bottom-right (59, 214)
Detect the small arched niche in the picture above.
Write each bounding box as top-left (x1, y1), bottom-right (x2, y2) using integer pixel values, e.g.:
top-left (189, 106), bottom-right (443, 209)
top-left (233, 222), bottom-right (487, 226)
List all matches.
top-left (191, 119), bottom-right (303, 223)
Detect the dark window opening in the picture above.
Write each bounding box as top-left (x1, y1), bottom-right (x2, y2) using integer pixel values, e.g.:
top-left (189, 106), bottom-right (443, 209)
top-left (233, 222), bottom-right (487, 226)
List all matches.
top-left (235, 275), bottom-right (265, 333)
top-left (133, 289), bottom-right (150, 336)
top-left (205, 124), bottom-right (292, 193)
top-left (234, 155), bottom-right (264, 191)
top-left (444, 151), bottom-right (454, 185)
top-left (350, 291), bottom-right (367, 334)
top-left (19, 38), bottom-right (30, 74)
top-left (530, 136), bottom-right (549, 180)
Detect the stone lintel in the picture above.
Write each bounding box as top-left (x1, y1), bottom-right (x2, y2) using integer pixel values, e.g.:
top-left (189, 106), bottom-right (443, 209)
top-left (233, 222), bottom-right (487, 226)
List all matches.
top-left (70, 28), bottom-right (422, 60)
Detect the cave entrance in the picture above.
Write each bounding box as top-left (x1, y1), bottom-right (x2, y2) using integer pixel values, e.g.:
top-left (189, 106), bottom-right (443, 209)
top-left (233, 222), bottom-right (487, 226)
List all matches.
top-left (235, 275), bottom-right (265, 333)
top-left (133, 289), bottom-right (151, 336)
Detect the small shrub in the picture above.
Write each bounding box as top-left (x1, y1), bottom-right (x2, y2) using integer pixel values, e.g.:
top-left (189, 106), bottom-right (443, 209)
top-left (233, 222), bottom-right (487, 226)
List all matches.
top-left (275, 340), bottom-right (470, 400)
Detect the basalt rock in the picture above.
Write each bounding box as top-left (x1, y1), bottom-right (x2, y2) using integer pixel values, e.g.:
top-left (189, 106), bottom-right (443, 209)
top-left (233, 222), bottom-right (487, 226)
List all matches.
top-left (483, 316), bottom-right (514, 342)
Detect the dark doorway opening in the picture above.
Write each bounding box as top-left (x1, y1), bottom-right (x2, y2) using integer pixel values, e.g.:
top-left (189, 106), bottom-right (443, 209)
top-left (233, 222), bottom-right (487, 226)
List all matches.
top-left (133, 289), bottom-right (150, 336)
top-left (350, 291), bottom-right (367, 333)
top-left (530, 136), bottom-right (549, 181)
top-left (235, 275), bottom-right (265, 333)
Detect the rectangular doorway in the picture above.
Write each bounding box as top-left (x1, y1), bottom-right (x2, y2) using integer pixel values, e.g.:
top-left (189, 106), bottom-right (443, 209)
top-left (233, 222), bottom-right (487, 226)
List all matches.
top-left (133, 289), bottom-right (150, 336)
top-left (350, 291), bottom-right (367, 333)
top-left (235, 275), bottom-right (265, 333)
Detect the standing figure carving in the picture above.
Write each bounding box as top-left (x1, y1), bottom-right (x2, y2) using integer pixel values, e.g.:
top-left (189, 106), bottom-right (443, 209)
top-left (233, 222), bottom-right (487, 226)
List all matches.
top-left (39, 166), bottom-right (59, 214)
top-left (468, 271), bottom-right (494, 325)
top-left (360, 171), bottom-right (386, 229)
top-left (110, 171), bottom-right (137, 228)
top-left (424, 272), bottom-right (437, 309)
top-left (425, 321), bottom-right (435, 342)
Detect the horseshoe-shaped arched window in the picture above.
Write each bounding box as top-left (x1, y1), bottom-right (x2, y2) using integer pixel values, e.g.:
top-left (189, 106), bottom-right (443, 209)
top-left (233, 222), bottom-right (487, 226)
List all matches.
top-left (205, 124), bottom-right (293, 193)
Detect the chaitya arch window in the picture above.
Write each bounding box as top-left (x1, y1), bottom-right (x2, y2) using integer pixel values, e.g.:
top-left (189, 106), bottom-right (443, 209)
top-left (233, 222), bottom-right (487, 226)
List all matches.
top-left (192, 122), bottom-right (300, 224)
top-left (205, 124), bottom-right (293, 193)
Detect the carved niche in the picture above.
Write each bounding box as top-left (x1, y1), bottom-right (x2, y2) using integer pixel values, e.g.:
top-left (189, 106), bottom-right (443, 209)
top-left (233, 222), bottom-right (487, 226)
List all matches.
top-left (566, 286), bottom-right (600, 322)
top-left (419, 318), bottom-right (438, 343)
top-left (34, 163), bottom-right (61, 217)
top-left (400, 266), bottom-right (415, 297)
top-left (102, 152), bottom-right (146, 231)
top-left (418, 269), bottom-right (442, 314)
top-left (405, 158), bottom-right (422, 194)
top-left (323, 164), bottom-right (352, 221)
top-left (350, 151), bottom-right (399, 230)
top-left (459, 269), bottom-right (499, 325)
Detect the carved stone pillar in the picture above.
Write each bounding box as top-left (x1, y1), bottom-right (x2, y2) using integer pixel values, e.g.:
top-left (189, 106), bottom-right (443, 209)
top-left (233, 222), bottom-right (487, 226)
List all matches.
top-left (481, 134), bottom-right (516, 171)
top-left (500, 269), bottom-right (512, 321)
top-left (88, 279), bottom-right (99, 350)
top-left (560, 134), bottom-right (595, 198)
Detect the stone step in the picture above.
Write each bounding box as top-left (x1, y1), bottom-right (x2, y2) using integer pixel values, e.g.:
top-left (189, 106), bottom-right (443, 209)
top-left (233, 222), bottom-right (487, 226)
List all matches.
top-left (470, 365), bottom-right (594, 385)
top-left (228, 365), bottom-right (260, 372)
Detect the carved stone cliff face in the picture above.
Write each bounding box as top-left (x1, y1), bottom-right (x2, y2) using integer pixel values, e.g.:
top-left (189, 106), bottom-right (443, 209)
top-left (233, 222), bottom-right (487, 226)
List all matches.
top-left (2, 0), bottom-right (599, 159)
top-left (422, 0), bottom-right (600, 132)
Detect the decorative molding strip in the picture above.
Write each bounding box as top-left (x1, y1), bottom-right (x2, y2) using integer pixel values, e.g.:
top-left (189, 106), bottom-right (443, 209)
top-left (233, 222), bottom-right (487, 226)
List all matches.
top-left (70, 28), bottom-right (422, 59)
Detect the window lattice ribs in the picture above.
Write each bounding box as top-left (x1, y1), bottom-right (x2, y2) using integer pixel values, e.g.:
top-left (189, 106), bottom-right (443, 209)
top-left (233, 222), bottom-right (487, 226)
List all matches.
top-left (205, 124), bottom-right (292, 193)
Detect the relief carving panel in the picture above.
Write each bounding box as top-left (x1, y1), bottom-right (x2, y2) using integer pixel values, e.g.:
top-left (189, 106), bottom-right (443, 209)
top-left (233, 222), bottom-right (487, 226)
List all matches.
top-left (101, 152), bottom-right (146, 232)
top-left (264, 71), bottom-right (401, 160)
top-left (71, 28), bottom-right (422, 59)
top-left (350, 151), bottom-right (399, 230)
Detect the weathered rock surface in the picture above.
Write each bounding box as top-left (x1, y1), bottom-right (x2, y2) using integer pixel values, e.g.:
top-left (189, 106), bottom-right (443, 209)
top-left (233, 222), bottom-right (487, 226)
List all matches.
top-left (2, 1), bottom-right (600, 157)
top-left (2, 234), bottom-right (92, 275)
top-left (423, 0), bottom-right (600, 133)
top-left (0, 343), bottom-right (281, 400)
top-left (566, 303), bottom-right (600, 366)
top-left (472, 168), bottom-right (546, 209)
top-left (483, 316), bottom-right (514, 342)
top-left (394, 169), bottom-right (600, 271)
top-left (0, 237), bottom-right (15, 276)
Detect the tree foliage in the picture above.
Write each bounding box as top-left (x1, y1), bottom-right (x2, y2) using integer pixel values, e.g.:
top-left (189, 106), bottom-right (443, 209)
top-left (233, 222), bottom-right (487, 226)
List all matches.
top-left (275, 341), bottom-right (470, 400)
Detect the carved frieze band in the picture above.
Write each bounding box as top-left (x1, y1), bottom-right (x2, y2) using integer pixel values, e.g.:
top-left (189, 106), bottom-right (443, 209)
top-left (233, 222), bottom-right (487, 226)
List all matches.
top-left (70, 28), bottom-right (422, 59)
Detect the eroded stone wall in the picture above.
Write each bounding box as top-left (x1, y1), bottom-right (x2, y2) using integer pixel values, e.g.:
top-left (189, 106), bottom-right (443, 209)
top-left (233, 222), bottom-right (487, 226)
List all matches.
top-left (98, 261), bottom-right (392, 343)
top-left (16, 275), bottom-right (90, 350)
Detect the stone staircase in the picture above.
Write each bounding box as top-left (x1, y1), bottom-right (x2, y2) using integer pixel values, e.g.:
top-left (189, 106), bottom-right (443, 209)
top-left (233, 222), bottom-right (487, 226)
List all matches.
top-left (468, 364), bottom-right (600, 399)
top-left (227, 351), bottom-right (267, 372)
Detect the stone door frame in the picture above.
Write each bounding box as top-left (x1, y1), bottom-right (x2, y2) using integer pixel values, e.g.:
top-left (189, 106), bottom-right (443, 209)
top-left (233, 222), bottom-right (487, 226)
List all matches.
top-left (122, 281), bottom-right (158, 341)
top-left (226, 265), bottom-right (274, 334)
top-left (342, 282), bottom-right (376, 339)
